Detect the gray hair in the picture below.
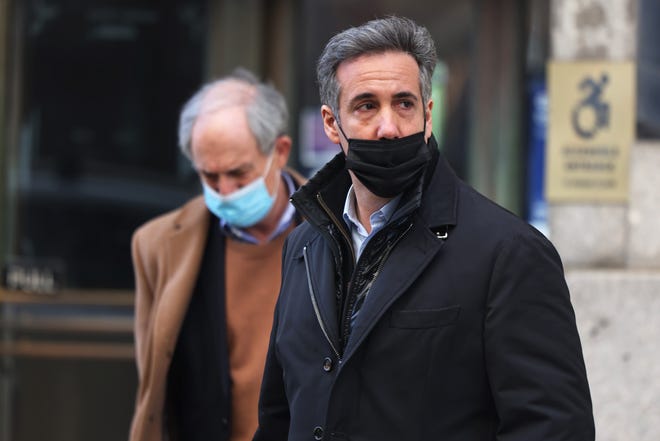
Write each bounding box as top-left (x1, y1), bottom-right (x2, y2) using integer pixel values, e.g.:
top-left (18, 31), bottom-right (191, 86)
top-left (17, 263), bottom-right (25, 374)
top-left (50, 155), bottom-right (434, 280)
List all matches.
top-left (178, 67), bottom-right (288, 160)
top-left (317, 16), bottom-right (437, 116)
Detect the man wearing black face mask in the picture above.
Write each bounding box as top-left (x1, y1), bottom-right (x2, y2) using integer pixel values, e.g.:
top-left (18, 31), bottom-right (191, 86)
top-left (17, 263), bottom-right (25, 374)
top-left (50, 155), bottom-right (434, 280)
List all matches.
top-left (253, 16), bottom-right (594, 441)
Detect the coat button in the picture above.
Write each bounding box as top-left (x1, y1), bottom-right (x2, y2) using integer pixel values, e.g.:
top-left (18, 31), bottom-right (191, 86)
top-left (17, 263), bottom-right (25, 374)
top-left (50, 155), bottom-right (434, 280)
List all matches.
top-left (322, 357), bottom-right (333, 372)
top-left (313, 426), bottom-right (324, 440)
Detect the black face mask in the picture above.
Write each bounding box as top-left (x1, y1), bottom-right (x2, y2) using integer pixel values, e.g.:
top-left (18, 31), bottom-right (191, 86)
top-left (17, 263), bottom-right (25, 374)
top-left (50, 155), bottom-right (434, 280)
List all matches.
top-left (340, 127), bottom-right (432, 198)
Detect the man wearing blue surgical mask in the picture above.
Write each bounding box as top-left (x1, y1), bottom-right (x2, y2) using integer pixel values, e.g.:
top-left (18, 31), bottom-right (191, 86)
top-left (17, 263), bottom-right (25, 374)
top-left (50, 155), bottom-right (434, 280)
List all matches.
top-left (129, 68), bottom-right (305, 441)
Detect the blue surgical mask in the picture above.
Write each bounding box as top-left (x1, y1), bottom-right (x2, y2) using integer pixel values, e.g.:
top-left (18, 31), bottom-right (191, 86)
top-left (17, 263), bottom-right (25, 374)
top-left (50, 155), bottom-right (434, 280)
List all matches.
top-left (202, 153), bottom-right (278, 228)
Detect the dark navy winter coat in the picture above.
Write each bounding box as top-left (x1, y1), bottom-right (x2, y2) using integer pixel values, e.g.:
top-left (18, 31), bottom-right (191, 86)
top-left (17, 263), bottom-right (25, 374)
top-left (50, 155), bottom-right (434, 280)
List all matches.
top-left (254, 139), bottom-right (594, 441)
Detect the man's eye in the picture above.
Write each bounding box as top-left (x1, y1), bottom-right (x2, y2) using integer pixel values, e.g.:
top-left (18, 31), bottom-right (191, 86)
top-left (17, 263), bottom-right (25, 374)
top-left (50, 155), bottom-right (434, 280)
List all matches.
top-left (357, 102), bottom-right (375, 111)
top-left (227, 170), bottom-right (247, 179)
top-left (399, 101), bottom-right (414, 109)
top-left (202, 171), bottom-right (218, 181)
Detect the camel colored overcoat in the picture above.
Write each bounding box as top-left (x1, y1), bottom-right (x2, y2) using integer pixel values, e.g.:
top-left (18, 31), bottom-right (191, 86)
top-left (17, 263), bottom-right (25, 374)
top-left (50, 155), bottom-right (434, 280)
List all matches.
top-left (130, 195), bottom-right (210, 441)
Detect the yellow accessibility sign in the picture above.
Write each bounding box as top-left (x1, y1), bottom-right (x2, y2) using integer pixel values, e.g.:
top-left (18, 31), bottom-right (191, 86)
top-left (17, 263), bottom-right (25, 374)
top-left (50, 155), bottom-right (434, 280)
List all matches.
top-left (546, 61), bottom-right (635, 202)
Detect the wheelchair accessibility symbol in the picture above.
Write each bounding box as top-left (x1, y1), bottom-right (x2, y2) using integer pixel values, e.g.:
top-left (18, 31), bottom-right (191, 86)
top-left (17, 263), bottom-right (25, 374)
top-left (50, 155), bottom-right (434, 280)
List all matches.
top-left (571, 74), bottom-right (610, 139)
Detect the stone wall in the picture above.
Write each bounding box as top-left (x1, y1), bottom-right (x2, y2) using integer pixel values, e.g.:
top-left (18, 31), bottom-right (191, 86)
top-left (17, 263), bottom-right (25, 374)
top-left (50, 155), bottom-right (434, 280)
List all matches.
top-left (550, 1), bottom-right (660, 440)
top-left (567, 270), bottom-right (660, 441)
top-left (549, 0), bottom-right (660, 441)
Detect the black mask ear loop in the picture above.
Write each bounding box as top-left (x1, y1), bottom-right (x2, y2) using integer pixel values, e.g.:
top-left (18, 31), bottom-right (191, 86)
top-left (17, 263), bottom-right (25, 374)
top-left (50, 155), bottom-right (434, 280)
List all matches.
top-left (422, 101), bottom-right (428, 138)
top-left (335, 116), bottom-right (350, 146)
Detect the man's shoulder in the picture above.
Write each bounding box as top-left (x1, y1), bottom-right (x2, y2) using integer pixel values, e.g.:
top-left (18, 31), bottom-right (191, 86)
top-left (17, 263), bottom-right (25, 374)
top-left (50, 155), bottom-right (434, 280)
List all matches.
top-left (133, 195), bottom-right (207, 241)
top-left (424, 157), bottom-right (537, 241)
top-left (454, 182), bottom-right (555, 251)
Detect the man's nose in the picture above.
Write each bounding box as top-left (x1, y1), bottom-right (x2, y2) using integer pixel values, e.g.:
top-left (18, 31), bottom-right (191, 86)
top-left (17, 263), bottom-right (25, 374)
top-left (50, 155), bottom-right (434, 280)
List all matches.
top-left (216, 175), bottom-right (240, 196)
top-left (376, 110), bottom-right (400, 139)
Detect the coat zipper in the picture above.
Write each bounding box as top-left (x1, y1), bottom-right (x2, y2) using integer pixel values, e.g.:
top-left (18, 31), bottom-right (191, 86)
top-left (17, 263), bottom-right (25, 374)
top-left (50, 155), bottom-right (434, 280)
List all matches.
top-left (303, 245), bottom-right (341, 361)
top-left (340, 221), bottom-right (414, 343)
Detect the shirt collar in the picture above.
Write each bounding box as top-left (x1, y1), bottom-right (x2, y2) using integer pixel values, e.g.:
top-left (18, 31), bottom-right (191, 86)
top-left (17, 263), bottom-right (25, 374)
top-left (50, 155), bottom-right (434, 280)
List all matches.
top-left (342, 186), bottom-right (401, 237)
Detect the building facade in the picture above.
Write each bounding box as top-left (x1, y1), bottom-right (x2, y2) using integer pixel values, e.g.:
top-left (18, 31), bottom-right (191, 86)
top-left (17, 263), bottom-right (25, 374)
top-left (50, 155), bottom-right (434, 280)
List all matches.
top-left (0, 0), bottom-right (658, 440)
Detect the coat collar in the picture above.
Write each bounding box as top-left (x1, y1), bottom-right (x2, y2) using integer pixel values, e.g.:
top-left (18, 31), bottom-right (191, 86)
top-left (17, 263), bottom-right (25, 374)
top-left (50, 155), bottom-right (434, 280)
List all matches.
top-left (417, 148), bottom-right (459, 229)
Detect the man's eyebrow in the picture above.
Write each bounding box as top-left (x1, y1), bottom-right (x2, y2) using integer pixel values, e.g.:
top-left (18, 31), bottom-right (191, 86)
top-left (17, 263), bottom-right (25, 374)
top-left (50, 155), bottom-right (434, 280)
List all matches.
top-left (346, 91), bottom-right (420, 107)
top-left (347, 92), bottom-right (376, 108)
top-left (393, 91), bottom-right (419, 101)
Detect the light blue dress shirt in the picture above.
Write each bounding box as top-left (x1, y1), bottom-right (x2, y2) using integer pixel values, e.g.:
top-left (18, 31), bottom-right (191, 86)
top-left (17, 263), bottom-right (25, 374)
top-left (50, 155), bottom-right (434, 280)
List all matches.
top-left (342, 186), bottom-right (402, 261)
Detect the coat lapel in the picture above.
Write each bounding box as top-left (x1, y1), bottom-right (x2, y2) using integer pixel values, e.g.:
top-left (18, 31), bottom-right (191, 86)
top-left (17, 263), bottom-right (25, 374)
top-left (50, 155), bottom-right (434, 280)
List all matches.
top-left (156, 197), bottom-right (210, 353)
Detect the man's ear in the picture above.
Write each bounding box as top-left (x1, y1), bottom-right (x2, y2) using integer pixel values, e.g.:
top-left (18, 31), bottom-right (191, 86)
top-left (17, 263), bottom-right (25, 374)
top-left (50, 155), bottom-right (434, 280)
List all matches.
top-left (424, 99), bottom-right (434, 141)
top-left (274, 135), bottom-right (292, 168)
top-left (321, 105), bottom-right (341, 144)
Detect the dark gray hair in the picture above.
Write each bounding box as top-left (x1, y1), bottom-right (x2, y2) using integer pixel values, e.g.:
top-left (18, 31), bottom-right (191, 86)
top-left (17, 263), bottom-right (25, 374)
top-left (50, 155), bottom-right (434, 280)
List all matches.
top-left (178, 67), bottom-right (288, 160)
top-left (317, 16), bottom-right (437, 116)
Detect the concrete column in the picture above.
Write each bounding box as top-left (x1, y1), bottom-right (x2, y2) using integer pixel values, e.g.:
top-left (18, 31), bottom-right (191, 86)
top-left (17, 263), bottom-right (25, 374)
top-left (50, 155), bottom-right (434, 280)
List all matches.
top-left (549, 0), bottom-right (637, 267)
top-left (628, 141), bottom-right (660, 267)
top-left (567, 269), bottom-right (660, 441)
top-left (550, 2), bottom-right (660, 440)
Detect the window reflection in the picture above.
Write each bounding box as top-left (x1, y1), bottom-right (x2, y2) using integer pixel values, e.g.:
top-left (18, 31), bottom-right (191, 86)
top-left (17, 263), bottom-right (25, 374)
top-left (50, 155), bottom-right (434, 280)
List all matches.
top-left (5, 0), bottom-right (207, 289)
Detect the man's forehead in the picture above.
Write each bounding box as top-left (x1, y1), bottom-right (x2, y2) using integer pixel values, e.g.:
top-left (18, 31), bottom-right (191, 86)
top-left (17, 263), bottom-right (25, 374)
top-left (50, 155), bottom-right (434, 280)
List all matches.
top-left (336, 52), bottom-right (421, 98)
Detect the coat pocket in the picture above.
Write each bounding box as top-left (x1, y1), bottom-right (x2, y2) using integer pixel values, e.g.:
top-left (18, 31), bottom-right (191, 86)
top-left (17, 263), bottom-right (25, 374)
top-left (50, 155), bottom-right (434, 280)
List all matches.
top-left (389, 305), bottom-right (461, 329)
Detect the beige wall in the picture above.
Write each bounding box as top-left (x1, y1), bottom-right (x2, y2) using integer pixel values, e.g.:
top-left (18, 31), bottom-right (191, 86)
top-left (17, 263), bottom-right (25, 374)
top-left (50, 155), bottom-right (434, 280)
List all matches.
top-left (550, 1), bottom-right (660, 440)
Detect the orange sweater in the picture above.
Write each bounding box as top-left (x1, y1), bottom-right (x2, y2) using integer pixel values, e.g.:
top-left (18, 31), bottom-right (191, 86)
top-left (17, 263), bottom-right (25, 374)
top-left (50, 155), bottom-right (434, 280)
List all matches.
top-left (224, 226), bottom-right (293, 441)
